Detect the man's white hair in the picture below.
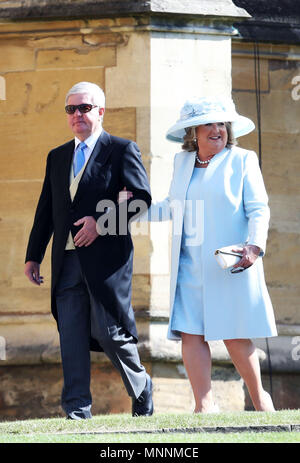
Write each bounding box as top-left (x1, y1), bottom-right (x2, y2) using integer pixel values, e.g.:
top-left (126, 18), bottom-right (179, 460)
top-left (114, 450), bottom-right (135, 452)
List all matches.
top-left (65, 82), bottom-right (105, 107)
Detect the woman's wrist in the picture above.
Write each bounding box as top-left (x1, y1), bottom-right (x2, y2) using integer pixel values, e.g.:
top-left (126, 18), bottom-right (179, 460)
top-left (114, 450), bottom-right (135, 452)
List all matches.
top-left (246, 244), bottom-right (261, 256)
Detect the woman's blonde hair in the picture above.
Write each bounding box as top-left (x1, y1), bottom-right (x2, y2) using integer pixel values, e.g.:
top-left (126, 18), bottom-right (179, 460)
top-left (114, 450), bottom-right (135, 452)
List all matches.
top-left (182, 122), bottom-right (237, 152)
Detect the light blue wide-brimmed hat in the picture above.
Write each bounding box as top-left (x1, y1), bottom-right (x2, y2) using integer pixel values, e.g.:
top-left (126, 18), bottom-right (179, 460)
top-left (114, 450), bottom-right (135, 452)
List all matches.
top-left (166, 96), bottom-right (255, 142)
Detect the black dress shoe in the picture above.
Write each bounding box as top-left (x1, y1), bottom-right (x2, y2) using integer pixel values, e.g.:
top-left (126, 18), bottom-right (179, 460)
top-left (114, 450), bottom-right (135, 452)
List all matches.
top-left (132, 374), bottom-right (154, 417)
top-left (67, 409), bottom-right (92, 420)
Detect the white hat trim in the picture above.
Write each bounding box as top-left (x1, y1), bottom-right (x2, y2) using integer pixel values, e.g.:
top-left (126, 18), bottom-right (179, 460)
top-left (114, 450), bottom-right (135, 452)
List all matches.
top-left (166, 98), bottom-right (255, 142)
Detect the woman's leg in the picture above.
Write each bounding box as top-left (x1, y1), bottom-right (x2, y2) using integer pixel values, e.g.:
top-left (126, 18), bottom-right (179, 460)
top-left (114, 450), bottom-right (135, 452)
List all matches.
top-left (181, 333), bottom-right (216, 413)
top-left (224, 338), bottom-right (275, 411)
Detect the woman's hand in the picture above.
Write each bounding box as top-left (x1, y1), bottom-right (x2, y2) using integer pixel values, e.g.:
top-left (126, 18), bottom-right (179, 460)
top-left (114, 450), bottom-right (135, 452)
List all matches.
top-left (118, 187), bottom-right (133, 204)
top-left (232, 244), bottom-right (261, 271)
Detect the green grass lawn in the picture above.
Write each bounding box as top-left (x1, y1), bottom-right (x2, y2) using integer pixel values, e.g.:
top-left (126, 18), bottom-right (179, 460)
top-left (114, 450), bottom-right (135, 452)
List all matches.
top-left (1, 431), bottom-right (300, 443)
top-left (0, 410), bottom-right (299, 443)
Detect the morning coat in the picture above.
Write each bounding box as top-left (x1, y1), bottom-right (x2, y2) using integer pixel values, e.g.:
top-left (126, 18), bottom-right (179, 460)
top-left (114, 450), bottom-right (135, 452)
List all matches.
top-left (25, 130), bottom-right (151, 351)
top-left (145, 146), bottom-right (277, 341)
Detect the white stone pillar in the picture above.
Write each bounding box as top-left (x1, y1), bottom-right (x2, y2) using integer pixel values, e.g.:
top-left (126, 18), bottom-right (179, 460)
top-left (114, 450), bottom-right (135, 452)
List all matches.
top-left (149, 28), bottom-right (233, 313)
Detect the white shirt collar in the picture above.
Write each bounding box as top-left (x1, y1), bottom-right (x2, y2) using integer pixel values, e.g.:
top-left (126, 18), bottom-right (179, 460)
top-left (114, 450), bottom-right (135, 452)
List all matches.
top-left (74, 126), bottom-right (103, 151)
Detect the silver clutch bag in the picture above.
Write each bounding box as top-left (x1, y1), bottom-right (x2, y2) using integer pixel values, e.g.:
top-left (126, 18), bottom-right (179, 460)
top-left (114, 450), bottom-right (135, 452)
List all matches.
top-left (214, 244), bottom-right (244, 270)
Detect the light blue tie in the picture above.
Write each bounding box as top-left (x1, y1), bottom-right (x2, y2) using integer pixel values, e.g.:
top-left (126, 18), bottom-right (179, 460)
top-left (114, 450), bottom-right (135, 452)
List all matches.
top-left (74, 142), bottom-right (87, 176)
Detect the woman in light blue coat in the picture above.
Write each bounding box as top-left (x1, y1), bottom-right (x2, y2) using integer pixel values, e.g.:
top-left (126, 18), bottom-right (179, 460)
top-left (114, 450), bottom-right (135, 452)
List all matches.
top-left (122, 96), bottom-right (277, 413)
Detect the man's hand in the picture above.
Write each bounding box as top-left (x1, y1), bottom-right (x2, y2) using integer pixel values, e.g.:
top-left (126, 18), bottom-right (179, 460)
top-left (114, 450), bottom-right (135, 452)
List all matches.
top-left (73, 216), bottom-right (99, 247)
top-left (25, 261), bottom-right (44, 286)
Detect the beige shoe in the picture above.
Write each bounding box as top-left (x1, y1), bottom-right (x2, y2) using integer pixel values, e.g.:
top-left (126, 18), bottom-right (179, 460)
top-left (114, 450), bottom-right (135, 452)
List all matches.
top-left (207, 403), bottom-right (220, 414)
top-left (194, 403), bottom-right (220, 414)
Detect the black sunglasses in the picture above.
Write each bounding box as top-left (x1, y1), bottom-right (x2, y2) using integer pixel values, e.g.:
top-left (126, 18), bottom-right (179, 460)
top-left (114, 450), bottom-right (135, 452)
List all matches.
top-left (65, 104), bottom-right (99, 114)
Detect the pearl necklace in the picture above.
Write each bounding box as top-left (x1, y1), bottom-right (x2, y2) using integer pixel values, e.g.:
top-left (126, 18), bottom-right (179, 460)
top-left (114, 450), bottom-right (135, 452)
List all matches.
top-left (196, 155), bottom-right (210, 165)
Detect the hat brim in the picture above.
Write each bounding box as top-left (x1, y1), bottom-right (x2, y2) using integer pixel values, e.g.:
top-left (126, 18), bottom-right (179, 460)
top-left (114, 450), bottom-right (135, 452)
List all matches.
top-left (166, 114), bottom-right (255, 142)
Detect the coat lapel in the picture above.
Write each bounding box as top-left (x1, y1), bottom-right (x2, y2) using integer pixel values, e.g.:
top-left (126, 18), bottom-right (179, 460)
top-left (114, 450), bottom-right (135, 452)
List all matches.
top-left (168, 151), bottom-right (195, 318)
top-left (173, 151), bottom-right (196, 201)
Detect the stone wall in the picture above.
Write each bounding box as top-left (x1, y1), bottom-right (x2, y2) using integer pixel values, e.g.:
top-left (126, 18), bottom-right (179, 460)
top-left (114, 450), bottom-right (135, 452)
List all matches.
top-left (0, 2), bottom-right (299, 419)
top-left (231, 40), bottom-right (300, 410)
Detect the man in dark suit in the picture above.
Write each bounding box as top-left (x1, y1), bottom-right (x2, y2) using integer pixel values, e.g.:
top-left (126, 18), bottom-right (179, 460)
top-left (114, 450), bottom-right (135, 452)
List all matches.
top-left (24, 81), bottom-right (153, 420)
